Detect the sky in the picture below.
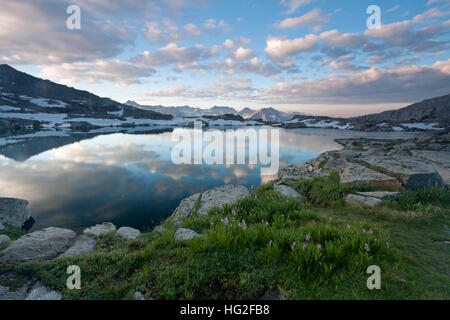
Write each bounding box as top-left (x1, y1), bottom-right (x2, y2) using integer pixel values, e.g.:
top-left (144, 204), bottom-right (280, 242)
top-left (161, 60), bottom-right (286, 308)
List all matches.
top-left (1, 0), bottom-right (449, 117)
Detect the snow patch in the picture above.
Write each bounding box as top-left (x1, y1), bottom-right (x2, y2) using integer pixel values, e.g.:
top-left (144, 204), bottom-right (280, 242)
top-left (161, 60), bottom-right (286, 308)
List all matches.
top-left (0, 105), bottom-right (21, 111)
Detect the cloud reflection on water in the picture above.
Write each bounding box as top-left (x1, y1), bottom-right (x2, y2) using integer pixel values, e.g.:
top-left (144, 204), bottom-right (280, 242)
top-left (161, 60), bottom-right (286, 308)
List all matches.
top-left (0, 128), bottom-right (415, 231)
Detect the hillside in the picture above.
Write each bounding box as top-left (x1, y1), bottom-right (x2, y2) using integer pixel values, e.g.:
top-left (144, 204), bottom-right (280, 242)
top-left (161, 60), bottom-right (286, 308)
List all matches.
top-left (284, 94), bottom-right (450, 132)
top-left (0, 64), bottom-right (173, 135)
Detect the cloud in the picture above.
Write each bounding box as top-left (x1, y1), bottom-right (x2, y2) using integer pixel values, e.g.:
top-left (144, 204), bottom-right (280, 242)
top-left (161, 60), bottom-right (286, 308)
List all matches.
top-left (133, 43), bottom-right (217, 71)
top-left (276, 8), bottom-right (330, 31)
top-left (386, 5), bottom-right (400, 13)
top-left (280, 0), bottom-right (316, 15)
top-left (266, 9), bottom-right (450, 62)
top-left (324, 55), bottom-right (364, 73)
top-left (144, 18), bottom-right (230, 44)
top-left (0, 0), bottom-right (134, 64)
top-left (140, 77), bottom-right (255, 99)
top-left (427, 0), bottom-right (450, 6)
top-left (260, 59), bottom-right (450, 104)
top-left (265, 30), bottom-right (364, 61)
top-left (233, 47), bottom-right (254, 61)
top-left (38, 60), bottom-right (156, 87)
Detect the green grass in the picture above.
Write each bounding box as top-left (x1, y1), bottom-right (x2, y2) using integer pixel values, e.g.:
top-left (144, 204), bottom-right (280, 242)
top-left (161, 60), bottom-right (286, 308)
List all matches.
top-left (16, 176), bottom-right (450, 300)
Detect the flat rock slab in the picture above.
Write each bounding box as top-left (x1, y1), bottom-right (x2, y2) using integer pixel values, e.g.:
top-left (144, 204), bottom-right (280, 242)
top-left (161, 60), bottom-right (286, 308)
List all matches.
top-left (411, 150), bottom-right (450, 186)
top-left (25, 282), bottom-right (62, 300)
top-left (174, 228), bottom-right (201, 241)
top-left (356, 191), bottom-right (401, 199)
top-left (340, 162), bottom-right (401, 191)
top-left (83, 222), bottom-right (116, 237)
top-left (59, 235), bottom-right (96, 258)
top-left (0, 227), bottom-right (76, 264)
top-left (0, 197), bottom-right (31, 229)
top-left (274, 185), bottom-right (306, 203)
top-left (170, 193), bottom-right (201, 221)
top-left (346, 194), bottom-right (382, 208)
top-left (358, 155), bottom-right (444, 189)
top-left (197, 185), bottom-right (249, 217)
top-left (117, 227), bottom-right (141, 240)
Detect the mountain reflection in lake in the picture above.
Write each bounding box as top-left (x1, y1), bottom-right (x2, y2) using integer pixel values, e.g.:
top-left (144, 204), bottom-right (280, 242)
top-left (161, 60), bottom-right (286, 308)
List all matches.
top-left (0, 128), bottom-right (415, 232)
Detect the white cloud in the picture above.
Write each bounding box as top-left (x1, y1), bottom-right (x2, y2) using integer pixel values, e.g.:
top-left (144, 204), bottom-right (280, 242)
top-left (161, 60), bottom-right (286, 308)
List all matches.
top-left (276, 8), bottom-right (330, 31)
top-left (39, 60), bottom-right (155, 87)
top-left (280, 0), bottom-right (316, 15)
top-left (144, 18), bottom-right (229, 43)
top-left (260, 60), bottom-right (450, 104)
top-left (234, 47), bottom-right (254, 61)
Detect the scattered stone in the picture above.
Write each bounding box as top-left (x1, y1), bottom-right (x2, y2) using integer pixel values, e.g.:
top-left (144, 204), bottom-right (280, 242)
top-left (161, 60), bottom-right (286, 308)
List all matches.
top-left (174, 228), bottom-right (201, 241)
top-left (59, 234), bottom-right (96, 258)
top-left (274, 184), bottom-right (306, 203)
top-left (169, 193), bottom-right (201, 221)
top-left (346, 194), bottom-right (382, 208)
top-left (154, 225), bottom-right (167, 234)
top-left (356, 191), bottom-right (401, 199)
top-left (0, 234), bottom-right (11, 245)
top-left (0, 197), bottom-right (32, 228)
top-left (0, 227), bottom-right (76, 264)
top-left (83, 222), bottom-right (116, 237)
top-left (117, 227), bottom-right (141, 240)
top-left (174, 220), bottom-right (183, 228)
top-left (134, 291), bottom-right (145, 300)
top-left (0, 222), bottom-right (4, 231)
top-left (197, 185), bottom-right (249, 217)
top-left (415, 133), bottom-right (433, 144)
top-left (25, 282), bottom-right (62, 300)
top-left (0, 283), bottom-right (31, 300)
top-left (261, 288), bottom-right (288, 300)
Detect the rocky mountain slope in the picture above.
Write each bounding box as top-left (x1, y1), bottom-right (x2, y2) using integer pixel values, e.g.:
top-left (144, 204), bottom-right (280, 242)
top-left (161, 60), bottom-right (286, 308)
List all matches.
top-left (355, 94), bottom-right (450, 123)
top-left (126, 101), bottom-right (303, 123)
top-left (0, 64), bottom-right (174, 135)
top-left (283, 94), bottom-right (450, 132)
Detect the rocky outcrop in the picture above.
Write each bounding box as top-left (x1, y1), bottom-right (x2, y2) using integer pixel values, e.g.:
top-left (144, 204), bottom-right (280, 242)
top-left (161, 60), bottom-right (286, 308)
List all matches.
top-left (0, 197), bottom-right (32, 229)
top-left (170, 185), bottom-right (249, 221)
top-left (0, 227), bottom-right (76, 264)
top-left (279, 136), bottom-right (448, 190)
top-left (59, 234), bottom-right (96, 258)
top-left (83, 222), bottom-right (117, 237)
top-left (355, 155), bottom-right (444, 189)
top-left (346, 194), bottom-right (382, 208)
top-left (169, 193), bottom-right (201, 221)
top-left (25, 282), bottom-right (62, 300)
top-left (274, 184), bottom-right (306, 202)
top-left (117, 227), bottom-right (141, 240)
top-left (197, 185), bottom-right (249, 217)
top-left (340, 162), bottom-right (402, 191)
top-left (356, 191), bottom-right (401, 199)
top-left (174, 228), bottom-right (201, 241)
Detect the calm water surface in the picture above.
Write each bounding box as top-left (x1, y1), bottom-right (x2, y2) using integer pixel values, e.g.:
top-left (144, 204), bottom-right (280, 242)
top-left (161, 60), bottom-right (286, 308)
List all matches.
top-left (0, 128), bottom-right (415, 232)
